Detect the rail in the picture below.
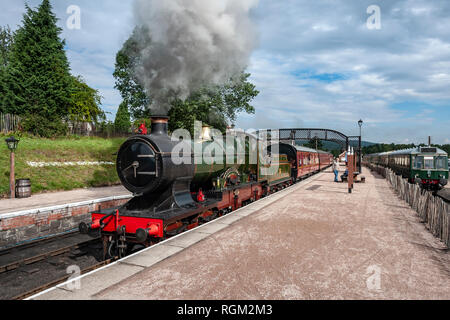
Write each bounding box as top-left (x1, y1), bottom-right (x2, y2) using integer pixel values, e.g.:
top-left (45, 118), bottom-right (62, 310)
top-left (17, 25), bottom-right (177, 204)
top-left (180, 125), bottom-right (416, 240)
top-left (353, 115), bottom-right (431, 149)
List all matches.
top-left (0, 233), bottom-right (104, 300)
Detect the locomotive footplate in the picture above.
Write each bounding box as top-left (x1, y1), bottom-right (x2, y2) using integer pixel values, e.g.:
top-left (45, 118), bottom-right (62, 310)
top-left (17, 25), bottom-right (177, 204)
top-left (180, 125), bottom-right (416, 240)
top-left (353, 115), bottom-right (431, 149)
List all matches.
top-left (83, 198), bottom-right (220, 241)
top-left (92, 199), bottom-right (218, 225)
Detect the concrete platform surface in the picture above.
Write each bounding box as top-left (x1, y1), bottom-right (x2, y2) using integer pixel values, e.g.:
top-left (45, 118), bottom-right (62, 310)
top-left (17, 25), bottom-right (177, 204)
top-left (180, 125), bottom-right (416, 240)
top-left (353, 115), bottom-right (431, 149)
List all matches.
top-left (32, 170), bottom-right (450, 300)
top-left (0, 186), bottom-right (130, 215)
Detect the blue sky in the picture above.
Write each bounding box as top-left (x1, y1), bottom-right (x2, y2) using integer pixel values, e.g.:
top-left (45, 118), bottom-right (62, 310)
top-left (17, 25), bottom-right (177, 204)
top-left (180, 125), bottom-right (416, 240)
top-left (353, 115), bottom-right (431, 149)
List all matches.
top-left (1, 0), bottom-right (450, 144)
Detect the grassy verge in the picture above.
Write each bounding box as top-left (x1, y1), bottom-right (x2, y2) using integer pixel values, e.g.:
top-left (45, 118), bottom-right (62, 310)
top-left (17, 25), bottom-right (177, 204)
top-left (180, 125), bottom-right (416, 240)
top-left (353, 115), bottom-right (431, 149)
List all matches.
top-left (0, 135), bottom-right (126, 198)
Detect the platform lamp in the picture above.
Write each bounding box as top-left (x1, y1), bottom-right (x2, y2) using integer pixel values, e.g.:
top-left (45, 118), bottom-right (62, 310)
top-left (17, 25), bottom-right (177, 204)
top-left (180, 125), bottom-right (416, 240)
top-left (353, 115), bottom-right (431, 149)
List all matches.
top-left (5, 136), bottom-right (20, 199)
top-left (358, 119), bottom-right (363, 173)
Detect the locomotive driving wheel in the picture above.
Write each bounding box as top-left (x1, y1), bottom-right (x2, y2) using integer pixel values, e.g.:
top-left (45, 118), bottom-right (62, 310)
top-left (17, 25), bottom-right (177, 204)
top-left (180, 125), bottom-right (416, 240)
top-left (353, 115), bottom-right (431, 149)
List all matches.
top-left (221, 168), bottom-right (240, 187)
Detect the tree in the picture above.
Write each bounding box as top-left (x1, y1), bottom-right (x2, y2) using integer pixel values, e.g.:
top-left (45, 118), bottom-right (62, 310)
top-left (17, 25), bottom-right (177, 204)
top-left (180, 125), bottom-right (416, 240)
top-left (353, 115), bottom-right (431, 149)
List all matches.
top-left (114, 101), bottom-right (131, 133)
top-left (69, 76), bottom-right (104, 122)
top-left (0, 26), bottom-right (14, 113)
top-left (362, 143), bottom-right (416, 155)
top-left (305, 137), bottom-right (324, 150)
top-left (113, 27), bottom-right (259, 134)
top-left (168, 73), bottom-right (258, 133)
top-left (1, 0), bottom-right (72, 134)
top-left (0, 26), bottom-right (14, 68)
top-left (441, 145), bottom-right (450, 155)
top-left (113, 28), bottom-right (150, 120)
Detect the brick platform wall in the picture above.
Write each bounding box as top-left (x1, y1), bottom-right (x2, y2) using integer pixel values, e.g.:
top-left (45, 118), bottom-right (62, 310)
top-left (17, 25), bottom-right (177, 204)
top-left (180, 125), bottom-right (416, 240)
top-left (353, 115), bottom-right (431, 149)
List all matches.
top-left (0, 196), bottom-right (132, 248)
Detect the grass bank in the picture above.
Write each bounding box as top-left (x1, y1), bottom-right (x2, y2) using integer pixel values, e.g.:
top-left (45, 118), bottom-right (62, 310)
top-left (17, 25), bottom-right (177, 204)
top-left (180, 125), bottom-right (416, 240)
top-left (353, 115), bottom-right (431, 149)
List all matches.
top-left (0, 135), bottom-right (126, 198)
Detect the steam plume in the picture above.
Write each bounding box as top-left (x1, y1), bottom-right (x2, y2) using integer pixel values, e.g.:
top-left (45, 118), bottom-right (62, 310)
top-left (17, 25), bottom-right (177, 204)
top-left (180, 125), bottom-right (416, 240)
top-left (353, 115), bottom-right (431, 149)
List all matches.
top-left (133, 0), bottom-right (260, 115)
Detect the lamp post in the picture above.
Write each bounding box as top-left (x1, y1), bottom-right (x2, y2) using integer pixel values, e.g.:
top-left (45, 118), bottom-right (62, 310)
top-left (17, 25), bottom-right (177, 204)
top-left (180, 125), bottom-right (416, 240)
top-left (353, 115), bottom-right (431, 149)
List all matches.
top-left (358, 119), bottom-right (363, 173)
top-left (5, 136), bottom-right (20, 199)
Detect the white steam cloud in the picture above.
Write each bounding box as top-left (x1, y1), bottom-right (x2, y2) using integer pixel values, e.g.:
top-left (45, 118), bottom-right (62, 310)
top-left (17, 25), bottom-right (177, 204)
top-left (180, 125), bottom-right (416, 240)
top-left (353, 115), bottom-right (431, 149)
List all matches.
top-left (133, 0), bottom-right (260, 114)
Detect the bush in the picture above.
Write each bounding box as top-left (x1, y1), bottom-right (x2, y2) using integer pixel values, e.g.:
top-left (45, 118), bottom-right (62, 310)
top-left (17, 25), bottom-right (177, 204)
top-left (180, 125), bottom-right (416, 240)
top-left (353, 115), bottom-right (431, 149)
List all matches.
top-left (132, 118), bottom-right (152, 133)
top-left (114, 101), bottom-right (131, 133)
top-left (98, 121), bottom-right (115, 134)
top-left (21, 115), bottom-right (68, 138)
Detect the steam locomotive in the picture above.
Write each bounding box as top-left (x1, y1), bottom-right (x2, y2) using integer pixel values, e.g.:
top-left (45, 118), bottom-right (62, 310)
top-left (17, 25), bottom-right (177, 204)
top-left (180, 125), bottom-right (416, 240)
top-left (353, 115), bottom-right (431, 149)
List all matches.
top-left (79, 117), bottom-right (333, 259)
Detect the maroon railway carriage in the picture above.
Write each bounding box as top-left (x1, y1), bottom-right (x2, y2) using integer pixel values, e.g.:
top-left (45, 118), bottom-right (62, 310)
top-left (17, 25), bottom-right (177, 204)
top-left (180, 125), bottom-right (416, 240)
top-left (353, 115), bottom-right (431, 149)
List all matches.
top-left (275, 143), bottom-right (333, 182)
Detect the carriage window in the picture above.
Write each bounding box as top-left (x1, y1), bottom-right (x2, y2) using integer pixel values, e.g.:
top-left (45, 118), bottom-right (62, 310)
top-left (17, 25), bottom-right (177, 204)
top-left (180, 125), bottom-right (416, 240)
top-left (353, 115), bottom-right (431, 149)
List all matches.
top-left (436, 156), bottom-right (447, 170)
top-left (424, 157), bottom-right (434, 169)
top-left (413, 156), bottom-right (423, 169)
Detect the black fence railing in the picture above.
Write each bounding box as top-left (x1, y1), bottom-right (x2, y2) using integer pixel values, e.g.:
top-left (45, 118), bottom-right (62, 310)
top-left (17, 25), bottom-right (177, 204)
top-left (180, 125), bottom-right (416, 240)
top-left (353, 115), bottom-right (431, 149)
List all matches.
top-left (0, 113), bottom-right (133, 138)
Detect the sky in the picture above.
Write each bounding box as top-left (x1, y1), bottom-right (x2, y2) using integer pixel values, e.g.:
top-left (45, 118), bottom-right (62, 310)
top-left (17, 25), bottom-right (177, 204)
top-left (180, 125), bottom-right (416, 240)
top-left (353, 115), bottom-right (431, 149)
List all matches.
top-left (1, 0), bottom-right (449, 144)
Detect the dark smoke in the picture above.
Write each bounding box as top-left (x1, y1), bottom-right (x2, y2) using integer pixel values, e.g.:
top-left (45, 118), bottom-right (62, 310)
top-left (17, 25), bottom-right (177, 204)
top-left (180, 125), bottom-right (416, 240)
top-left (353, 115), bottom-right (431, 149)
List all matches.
top-left (133, 0), bottom-right (260, 115)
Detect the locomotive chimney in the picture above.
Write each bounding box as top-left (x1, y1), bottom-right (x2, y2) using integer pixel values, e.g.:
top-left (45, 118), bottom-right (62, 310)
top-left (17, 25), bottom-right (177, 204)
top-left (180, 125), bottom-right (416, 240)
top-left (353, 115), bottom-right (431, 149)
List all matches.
top-left (150, 116), bottom-right (169, 136)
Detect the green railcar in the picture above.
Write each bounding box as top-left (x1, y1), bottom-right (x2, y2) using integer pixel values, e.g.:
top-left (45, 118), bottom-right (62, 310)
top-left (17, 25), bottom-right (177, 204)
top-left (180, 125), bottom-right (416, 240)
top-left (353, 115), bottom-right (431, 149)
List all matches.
top-left (364, 147), bottom-right (448, 190)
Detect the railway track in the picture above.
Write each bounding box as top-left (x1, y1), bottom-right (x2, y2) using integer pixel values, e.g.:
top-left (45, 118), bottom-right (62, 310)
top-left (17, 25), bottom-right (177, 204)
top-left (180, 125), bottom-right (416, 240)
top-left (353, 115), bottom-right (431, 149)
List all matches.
top-left (0, 232), bottom-right (109, 300)
top-left (14, 259), bottom-right (113, 300)
top-left (3, 170), bottom-right (329, 300)
top-left (0, 236), bottom-right (99, 274)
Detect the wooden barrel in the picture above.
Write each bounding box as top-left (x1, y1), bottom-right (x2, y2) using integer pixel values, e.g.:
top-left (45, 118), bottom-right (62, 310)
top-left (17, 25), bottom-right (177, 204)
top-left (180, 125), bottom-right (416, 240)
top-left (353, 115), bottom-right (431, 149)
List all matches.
top-left (16, 179), bottom-right (31, 198)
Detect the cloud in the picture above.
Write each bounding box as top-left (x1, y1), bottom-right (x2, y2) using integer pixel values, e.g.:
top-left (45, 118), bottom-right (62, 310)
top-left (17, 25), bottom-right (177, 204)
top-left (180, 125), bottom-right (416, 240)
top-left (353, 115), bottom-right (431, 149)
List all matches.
top-left (236, 0), bottom-right (450, 144)
top-left (1, 0), bottom-right (450, 144)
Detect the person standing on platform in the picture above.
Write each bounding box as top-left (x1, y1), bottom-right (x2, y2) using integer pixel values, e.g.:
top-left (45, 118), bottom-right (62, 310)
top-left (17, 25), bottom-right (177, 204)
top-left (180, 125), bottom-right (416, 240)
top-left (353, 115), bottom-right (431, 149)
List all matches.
top-left (332, 158), bottom-right (339, 182)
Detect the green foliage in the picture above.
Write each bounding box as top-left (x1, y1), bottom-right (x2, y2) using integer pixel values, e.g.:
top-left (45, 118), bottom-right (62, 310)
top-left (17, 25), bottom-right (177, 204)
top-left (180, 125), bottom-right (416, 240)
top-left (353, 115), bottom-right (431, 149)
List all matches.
top-left (1, 0), bottom-right (72, 120)
top-left (97, 120), bottom-right (116, 136)
top-left (113, 27), bottom-right (259, 133)
top-left (362, 143), bottom-right (450, 155)
top-left (132, 118), bottom-right (151, 132)
top-left (0, 26), bottom-right (14, 114)
top-left (330, 150), bottom-right (341, 158)
top-left (0, 26), bottom-right (14, 69)
top-left (0, 1), bottom-right (104, 136)
top-left (114, 101), bottom-right (131, 133)
top-left (168, 73), bottom-right (258, 134)
top-left (362, 143), bottom-right (416, 155)
top-left (304, 138), bottom-right (324, 150)
top-left (69, 76), bottom-right (105, 122)
top-left (21, 114), bottom-right (68, 137)
top-left (113, 27), bottom-right (150, 120)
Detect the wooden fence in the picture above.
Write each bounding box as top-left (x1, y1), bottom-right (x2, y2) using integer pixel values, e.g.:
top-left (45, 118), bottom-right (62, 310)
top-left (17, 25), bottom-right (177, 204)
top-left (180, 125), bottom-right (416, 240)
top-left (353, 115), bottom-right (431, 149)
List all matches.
top-left (0, 113), bottom-right (21, 133)
top-left (366, 164), bottom-right (450, 247)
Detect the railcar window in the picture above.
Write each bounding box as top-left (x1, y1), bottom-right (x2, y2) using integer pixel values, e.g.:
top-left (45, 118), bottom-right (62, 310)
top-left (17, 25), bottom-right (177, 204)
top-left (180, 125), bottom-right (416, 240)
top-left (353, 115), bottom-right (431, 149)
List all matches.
top-left (436, 156), bottom-right (447, 170)
top-left (424, 157), bottom-right (434, 169)
top-left (413, 156), bottom-right (424, 169)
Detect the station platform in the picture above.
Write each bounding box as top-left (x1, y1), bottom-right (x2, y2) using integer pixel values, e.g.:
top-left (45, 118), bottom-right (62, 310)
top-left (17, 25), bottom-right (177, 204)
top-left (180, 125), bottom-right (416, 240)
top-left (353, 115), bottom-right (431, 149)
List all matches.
top-left (0, 186), bottom-right (132, 248)
top-left (30, 170), bottom-right (450, 300)
top-left (0, 186), bottom-right (130, 216)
